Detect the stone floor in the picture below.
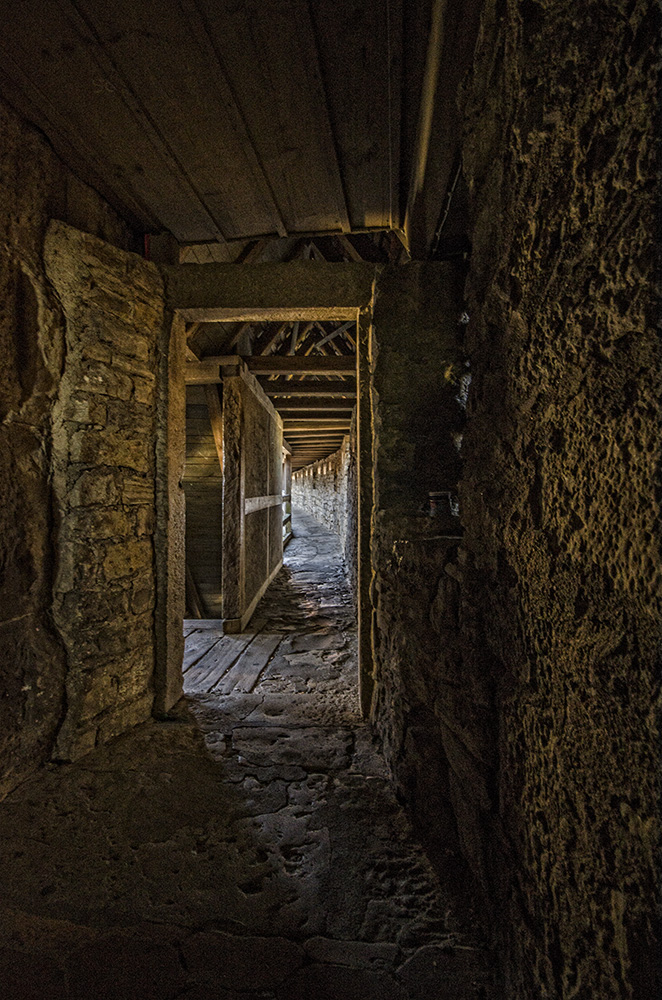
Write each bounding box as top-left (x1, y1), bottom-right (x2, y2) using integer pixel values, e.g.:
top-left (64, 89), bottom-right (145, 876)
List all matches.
top-left (0, 509), bottom-right (494, 999)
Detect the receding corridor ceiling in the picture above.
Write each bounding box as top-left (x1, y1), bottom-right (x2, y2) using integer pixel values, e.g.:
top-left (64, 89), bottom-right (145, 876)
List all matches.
top-left (0, 0), bottom-right (438, 250)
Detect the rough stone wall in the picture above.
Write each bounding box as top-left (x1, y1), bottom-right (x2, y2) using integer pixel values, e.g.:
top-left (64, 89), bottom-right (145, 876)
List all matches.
top-left (45, 222), bottom-right (165, 761)
top-left (0, 97), bottom-right (138, 795)
top-left (291, 428), bottom-right (357, 593)
top-left (370, 3), bottom-right (661, 998)
top-left (458, 2), bottom-right (661, 995)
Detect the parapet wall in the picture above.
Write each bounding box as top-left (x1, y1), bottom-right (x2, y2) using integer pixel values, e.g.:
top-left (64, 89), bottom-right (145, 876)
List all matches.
top-left (292, 428), bottom-right (357, 595)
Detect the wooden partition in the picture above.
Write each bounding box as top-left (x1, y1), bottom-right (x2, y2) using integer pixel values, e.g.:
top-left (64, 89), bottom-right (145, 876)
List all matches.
top-left (221, 360), bottom-right (284, 632)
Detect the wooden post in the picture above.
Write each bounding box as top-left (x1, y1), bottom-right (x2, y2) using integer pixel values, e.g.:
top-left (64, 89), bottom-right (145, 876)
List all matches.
top-left (356, 310), bottom-right (374, 716)
top-left (221, 376), bottom-right (245, 631)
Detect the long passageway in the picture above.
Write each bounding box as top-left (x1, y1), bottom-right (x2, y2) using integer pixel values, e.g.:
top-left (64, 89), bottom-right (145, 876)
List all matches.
top-left (0, 511), bottom-right (492, 999)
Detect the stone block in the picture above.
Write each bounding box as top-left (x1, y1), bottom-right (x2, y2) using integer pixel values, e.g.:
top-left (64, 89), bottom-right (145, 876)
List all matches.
top-left (80, 340), bottom-right (112, 364)
top-left (85, 284), bottom-right (134, 321)
top-left (133, 504), bottom-right (155, 536)
top-left (133, 377), bottom-right (154, 405)
top-left (103, 539), bottom-right (153, 580)
top-left (70, 507), bottom-right (133, 540)
top-left (112, 353), bottom-right (155, 380)
top-left (63, 394), bottom-right (107, 426)
top-left (69, 469), bottom-right (118, 507)
top-left (276, 963), bottom-right (408, 1000)
top-left (132, 299), bottom-right (162, 330)
top-left (59, 584), bottom-right (131, 624)
top-left (94, 690), bottom-right (154, 745)
top-left (69, 428), bottom-right (150, 474)
top-left (126, 258), bottom-right (163, 297)
top-left (67, 932), bottom-right (184, 1000)
top-left (131, 574), bottom-right (155, 614)
top-left (122, 476), bottom-right (154, 504)
top-left (79, 656), bottom-right (153, 722)
top-left (396, 945), bottom-right (491, 1000)
top-left (80, 360), bottom-right (133, 401)
top-left (93, 317), bottom-right (152, 362)
top-left (181, 931), bottom-right (304, 990)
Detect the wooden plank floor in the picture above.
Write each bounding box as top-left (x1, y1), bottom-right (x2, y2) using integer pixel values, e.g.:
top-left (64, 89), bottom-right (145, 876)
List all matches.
top-left (182, 622), bottom-right (282, 696)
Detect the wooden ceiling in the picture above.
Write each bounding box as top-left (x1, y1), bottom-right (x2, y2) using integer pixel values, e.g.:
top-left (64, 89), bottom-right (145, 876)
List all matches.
top-left (0, 0), bottom-right (439, 251)
top-left (1, 0), bottom-right (484, 469)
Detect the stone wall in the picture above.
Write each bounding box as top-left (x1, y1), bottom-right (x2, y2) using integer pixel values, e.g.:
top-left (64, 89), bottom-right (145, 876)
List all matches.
top-left (45, 221), bottom-right (167, 762)
top-left (0, 97), bottom-right (139, 795)
top-left (292, 426), bottom-right (357, 594)
top-left (369, 3), bottom-right (661, 997)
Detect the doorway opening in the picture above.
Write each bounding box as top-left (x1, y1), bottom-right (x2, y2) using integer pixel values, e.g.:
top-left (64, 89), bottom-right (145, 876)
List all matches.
top-left (179, 316), bottom-right (363, 713)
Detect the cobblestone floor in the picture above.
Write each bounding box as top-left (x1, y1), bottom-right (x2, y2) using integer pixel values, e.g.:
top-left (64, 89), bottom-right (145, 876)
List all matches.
top-left (0, 510), bottom-right (493, 999)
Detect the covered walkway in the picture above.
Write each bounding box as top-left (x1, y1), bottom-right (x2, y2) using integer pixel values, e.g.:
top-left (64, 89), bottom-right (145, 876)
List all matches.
top-left (0, 511), bottom-right (491, 999)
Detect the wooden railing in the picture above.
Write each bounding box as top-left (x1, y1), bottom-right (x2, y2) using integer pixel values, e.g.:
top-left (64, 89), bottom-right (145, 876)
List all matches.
top-left (282, 493), bottom-right (292, 546)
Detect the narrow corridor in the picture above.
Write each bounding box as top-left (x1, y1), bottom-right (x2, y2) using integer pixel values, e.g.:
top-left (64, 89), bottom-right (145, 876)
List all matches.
top-left (0, 512), bottom-right (492, 999)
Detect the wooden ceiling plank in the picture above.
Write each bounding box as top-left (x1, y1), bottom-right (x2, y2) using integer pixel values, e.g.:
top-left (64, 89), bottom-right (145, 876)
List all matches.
top-left (56, 0), bottom-right (234, 245)
top-left (200, 0), bottom-right (348, 234)
top-left (308, 0), bottom-right (402, 231)
top-left (0, 42), bottom-right (166, 233)
top-left (289, 0), bottom-right (351, 234)
top-left (177, 0), bottom-right (288, 238)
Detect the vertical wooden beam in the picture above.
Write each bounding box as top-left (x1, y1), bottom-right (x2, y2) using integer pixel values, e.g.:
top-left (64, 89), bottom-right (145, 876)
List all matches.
top-left (154, 311), bottom-right (186, 715)
top-left (356, 309), bottom-right (375, 716)
top-left (185, 561), bottom-right (205, 619)
top-left (204, 384), bottom-right (224, 472)
top-left (222, 375), bottom-right (245, 631)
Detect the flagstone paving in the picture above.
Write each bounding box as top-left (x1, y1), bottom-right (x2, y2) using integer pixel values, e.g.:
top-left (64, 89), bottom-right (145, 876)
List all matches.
top-left (0, 510), bottom-right (495, 999)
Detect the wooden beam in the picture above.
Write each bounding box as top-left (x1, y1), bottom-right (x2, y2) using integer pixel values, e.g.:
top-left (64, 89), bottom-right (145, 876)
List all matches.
top-left (305, 319), bottom-right (355, 353)
top-left (258, 321), bottom-right (290, 355)
top-left (162, 261), bottom-right (376, 320)
top-left (288, 320), bottom-right (301, 354)
top-left (236, 238), bottom-right (270, 263)
top-left (185, 355), bottom-right (356, 384)
top-left (405, 0), bottom-right (444, 248)
top-left (338, 235), bottom-right (364, 262)
top-left (261, 380), bottom-right (356, 397)
top-left (186, 561), bottom-right (204, 619)
top-left (279, 430), bottom-right (348, 440)
top-left (273, 400), bottom-right (355, 411)
top-left (282, 422), bottom-right (351, 431)
top-left (245, 356), bottom-right (355, 376)
top-left (203, 385), bottom-right (223, 472)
